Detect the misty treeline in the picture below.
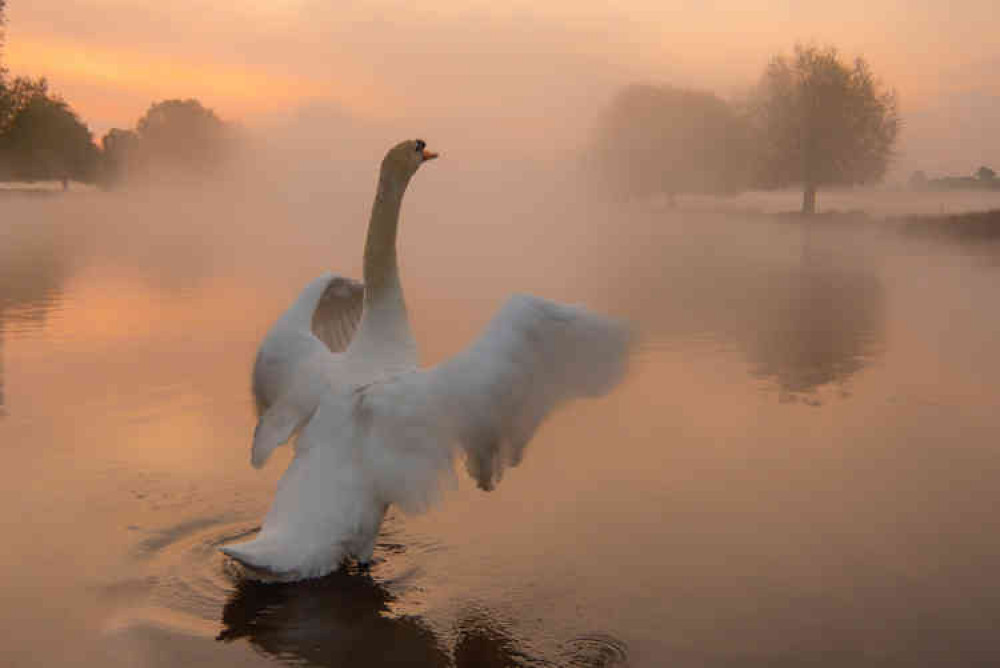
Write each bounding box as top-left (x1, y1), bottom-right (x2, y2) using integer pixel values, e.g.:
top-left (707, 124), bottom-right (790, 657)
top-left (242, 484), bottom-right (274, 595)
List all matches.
top-left (589, 44), bottom-right (901, 214)
top-left (1, 4), bottom-right (237, 187)
top-left (1, 0), bottom-right (94, 185)
top-left (4, 0), bottom-right (898, 208)
top-left (0, 80), bottom-right (239, 187)
top-left (99, 100), bottom-right (241, 187)
top-left (910, 165), bottom-right (999, 192)
top-left (0, 76), bottom-right (99, 185)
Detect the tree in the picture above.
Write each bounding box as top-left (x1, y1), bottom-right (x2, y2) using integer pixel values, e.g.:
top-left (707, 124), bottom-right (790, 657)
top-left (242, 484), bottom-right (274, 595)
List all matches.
top-left (0, 76), bottom-right (48, 135)
top-left (751, 45), bottom-right (900, 214)
top-left (98, 127), bottom-right (140, 188)
top-left (1, 0), bottom-right (9, 101)
top-left (0, 91), bottom-right (98, 183)
top-left (134, 98), bottom-right (235, 179)
top-left (589, 84), bottom-right (750, 203)
top-left (1, 0), bottom-right (7, 61)
top-left (975, 166), bottom-right (996, 182)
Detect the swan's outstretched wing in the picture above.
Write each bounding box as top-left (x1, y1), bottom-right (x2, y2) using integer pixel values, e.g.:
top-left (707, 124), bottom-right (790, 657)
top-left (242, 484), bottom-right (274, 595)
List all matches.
top-left (357, 294), bottom-right (630, 512)
top-left (311, 276), bottom-right (364, 354)
top-left (251, 273), bottom-right (363, 468)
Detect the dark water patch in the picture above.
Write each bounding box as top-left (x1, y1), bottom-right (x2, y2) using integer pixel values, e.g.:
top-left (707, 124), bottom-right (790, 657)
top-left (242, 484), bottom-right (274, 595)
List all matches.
top-left (215, 571), bottom-right (623, 667)
top-left (376, 540), bottom-right (408, 556)
top-left (218, 571), bottom-right (453, 667)
top-left (452, 605), bottom-right (549, 667)
top-left (897, 208), bottom-right (1000, 242)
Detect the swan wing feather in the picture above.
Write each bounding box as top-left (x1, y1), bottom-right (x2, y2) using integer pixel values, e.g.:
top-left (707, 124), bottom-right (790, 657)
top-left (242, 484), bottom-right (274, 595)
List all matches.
top-left (249, 273), bottom-right (361, 467)
top-left (357, 294), bottom-right (630, 511)
top-left (251, 401), bottom-right (315, 468)
top-left (311, 276), bottom-right (365, 354)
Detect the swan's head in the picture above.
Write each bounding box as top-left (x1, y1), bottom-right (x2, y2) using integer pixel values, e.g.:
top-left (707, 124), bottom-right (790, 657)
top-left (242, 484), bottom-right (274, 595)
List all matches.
top-left (380, 139), bottom-right (438, 185)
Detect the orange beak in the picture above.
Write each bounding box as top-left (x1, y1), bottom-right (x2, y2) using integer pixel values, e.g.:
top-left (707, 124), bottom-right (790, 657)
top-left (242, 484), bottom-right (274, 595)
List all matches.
top-left (421, 149), bottom-right (439, 161)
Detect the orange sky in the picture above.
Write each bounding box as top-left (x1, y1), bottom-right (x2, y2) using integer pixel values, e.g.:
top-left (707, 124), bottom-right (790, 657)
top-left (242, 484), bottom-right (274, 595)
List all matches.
top-left (5, 0), bottom-right (999, 176)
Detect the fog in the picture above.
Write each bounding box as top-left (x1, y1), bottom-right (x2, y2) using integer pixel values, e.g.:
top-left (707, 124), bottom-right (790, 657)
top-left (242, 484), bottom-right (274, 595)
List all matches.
top-left (3, 158), bottom-right (1000, 665)
top-left (3, 2), bottom-right (1000, 666)
top-left (7, 1), bottom-right (1000, 176)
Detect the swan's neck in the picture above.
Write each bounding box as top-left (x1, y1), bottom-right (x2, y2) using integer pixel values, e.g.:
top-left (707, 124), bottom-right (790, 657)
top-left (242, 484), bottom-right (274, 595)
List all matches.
top-left (363, 173), bottom-right (409, 306)
top-left (351, 170), bottom-right (418, 369)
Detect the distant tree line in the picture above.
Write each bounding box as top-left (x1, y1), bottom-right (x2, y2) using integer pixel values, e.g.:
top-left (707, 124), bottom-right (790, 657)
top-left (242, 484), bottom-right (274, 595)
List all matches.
top-left (0, 77), bottom-right (98, 185)
top-left (2, 5), bottom-right (237, 188)
top-left (909, 166), bottom-right (999, 192)
top-left (98, 99), bottom-right (241, 187)
top-left (590, 85), bottom-right (751, 205)
top-left (2, 1), bottom-right (96, 185)
top-left (0, 85), bottom-right (239, 188)
top-left (589, 44), bottom-right (901, 214)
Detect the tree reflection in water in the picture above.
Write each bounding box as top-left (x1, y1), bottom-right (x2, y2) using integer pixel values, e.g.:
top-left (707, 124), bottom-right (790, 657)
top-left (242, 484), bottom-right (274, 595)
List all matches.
top-left (0, 208), bottom-right (77, 416)
top-left (743, 249), bottom-right (885, 399)
top-left (597, 215), bottom-right (887, 402)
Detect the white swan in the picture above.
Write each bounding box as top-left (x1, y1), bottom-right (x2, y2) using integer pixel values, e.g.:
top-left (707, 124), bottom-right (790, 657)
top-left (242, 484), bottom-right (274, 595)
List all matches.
top-left (221, 139), bottom-right (630, 580)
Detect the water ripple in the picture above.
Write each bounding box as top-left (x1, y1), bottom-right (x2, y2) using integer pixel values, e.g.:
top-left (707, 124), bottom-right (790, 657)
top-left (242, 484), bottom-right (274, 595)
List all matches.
top-left (561, 633), bottom-right (630, 667)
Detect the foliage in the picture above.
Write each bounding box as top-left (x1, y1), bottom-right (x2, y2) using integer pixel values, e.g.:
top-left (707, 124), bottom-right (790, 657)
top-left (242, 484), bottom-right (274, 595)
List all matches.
top-left (1, 0), bottom-right (7, 87)
top-left (98, 128), bottom-right (140, 187)
top-left (0, 5), bottom-right (102, 185)
top-left (1, 76), bottom-right (100, 183)
top-left (976, 165), bottom-right (996, 182)
top-left (0, 75), bottom-right (48, 133)
top-left (0, 89), bottom-right (98, 182)
top-left (133, 99), bottom-right (236, 178)
top-left (96, 99), bottom-right (239, 187)
top-left (751, 44), bottom-right (900, 213)
top-left (589, 84), bottom-right (751, 202)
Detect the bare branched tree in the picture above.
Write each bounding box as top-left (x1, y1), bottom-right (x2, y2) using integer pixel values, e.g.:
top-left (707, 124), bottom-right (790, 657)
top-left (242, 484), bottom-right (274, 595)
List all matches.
top-left (752, 44), bottom-right (900, 214)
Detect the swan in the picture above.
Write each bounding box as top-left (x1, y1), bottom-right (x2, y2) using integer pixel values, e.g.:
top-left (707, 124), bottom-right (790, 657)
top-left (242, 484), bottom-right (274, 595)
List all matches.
top-left (220, 139), bottom-right (630, 581)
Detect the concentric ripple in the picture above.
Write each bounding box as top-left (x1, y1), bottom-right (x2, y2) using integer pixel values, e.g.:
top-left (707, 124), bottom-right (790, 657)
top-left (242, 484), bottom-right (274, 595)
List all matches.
top-left (107, 516), bottom-right (259, 636)
top-left (561, 633), bottom-right (631, 667)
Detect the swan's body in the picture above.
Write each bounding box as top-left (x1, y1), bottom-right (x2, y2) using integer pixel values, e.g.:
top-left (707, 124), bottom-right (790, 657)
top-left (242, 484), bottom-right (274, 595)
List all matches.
top-left (221, 140), bottom-right (629, 580)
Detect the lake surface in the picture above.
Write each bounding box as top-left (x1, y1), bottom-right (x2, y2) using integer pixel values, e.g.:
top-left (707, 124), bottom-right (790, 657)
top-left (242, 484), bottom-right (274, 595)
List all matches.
top-left (1, 180), bottom-right (999, 667)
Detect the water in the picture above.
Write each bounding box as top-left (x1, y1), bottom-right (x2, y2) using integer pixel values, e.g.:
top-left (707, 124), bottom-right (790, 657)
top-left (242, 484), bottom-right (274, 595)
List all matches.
top-left (1, 183), bottom-right (999, 667)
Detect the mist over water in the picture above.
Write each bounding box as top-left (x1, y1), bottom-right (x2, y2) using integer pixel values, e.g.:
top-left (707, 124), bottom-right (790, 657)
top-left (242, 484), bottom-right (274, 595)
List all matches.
top-left (1, 144), bottom-right (999, 667)
top-left (4, 0), bottom-right (1000, 663)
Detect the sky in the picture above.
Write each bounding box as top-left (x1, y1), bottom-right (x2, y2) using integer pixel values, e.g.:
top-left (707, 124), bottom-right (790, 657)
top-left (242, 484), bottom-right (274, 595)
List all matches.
top-left (4, 0), bottom-right (999, 177)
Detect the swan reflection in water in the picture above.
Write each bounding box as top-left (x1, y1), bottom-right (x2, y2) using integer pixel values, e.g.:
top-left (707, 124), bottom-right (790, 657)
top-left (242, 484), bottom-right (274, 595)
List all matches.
top-left (217, 568), bottom-right (625, 667)
top-left (218, 569), bottom-right (450, 666)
